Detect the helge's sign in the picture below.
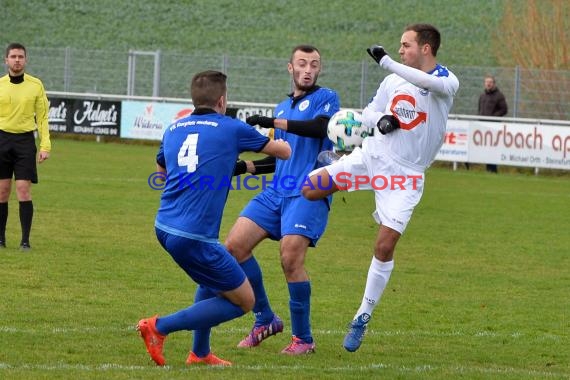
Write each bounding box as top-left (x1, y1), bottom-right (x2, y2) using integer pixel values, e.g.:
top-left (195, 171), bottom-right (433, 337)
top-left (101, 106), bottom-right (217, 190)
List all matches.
top-left (48, 96), bottom-right (121, 136)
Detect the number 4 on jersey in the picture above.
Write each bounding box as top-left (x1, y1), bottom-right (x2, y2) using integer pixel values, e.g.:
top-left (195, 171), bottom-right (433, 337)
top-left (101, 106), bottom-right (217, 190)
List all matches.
top-left (178, 134), bottom-right (199, 172)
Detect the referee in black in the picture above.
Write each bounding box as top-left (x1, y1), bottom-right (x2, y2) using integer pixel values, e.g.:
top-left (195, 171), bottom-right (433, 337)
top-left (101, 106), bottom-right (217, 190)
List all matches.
top-left (0, 43), bottom-right (51, 251)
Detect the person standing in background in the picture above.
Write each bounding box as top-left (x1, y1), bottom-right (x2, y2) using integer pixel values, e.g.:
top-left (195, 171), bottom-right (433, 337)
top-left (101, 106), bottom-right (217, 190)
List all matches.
top-left (478, 74), bottom-right (508, 173)
top-left (0, 43), bottom-right (51, 251)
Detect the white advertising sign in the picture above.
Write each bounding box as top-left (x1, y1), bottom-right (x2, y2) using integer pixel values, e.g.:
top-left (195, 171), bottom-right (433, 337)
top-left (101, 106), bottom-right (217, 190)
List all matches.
top-left (438, 119), bottom-right (570, 170)
top-left (435, 119), bottom-right (469, 162)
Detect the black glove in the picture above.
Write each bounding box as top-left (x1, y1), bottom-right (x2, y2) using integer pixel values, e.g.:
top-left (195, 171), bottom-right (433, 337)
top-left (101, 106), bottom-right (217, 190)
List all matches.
top-left (246, 115), bottom-right (275, 128)
top-left (377, 115), bottom-right (400, 135)
top-left (367, 45), bottom-right (387, 64)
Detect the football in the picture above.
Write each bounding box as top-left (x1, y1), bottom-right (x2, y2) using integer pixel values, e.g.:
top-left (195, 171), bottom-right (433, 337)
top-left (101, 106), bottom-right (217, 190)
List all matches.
top-left (327, 109), bottom-right (369, 151)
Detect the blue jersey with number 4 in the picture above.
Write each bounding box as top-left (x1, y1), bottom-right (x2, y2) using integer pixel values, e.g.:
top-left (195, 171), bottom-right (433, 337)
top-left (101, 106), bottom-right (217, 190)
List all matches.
top-left (155, 109), bottom-right (269, 240)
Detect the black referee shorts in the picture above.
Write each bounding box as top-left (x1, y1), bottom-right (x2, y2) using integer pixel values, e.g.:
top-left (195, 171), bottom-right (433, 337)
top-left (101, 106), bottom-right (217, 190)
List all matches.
top-left (0, 130), bottom-right (38, 183)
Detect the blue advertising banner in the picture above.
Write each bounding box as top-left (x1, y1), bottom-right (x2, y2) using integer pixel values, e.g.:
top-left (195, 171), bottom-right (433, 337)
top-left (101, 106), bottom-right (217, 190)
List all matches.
top-left (120, 101), bottom-right (193, 140)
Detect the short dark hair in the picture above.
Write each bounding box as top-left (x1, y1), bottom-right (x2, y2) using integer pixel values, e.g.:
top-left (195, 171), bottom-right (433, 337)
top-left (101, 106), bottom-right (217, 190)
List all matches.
top-left (5, 42), bottom-right (26, 58)
top-left (289, 44), bottom-right (320, 63)
top-left (190, 70), bottom-right (227, 108)
top-left (405, 24), bottom-right (441, 57)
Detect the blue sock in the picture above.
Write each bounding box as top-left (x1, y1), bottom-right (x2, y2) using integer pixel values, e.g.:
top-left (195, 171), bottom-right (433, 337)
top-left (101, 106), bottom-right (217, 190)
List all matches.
top-left (156, 296), bottom-right (244, 335)
top-left (240, 256), bottom-right (274, 326)
top-left (192, 285), bottom-right (216, 357)
top-left (288, 281), bottom-right (313, 343)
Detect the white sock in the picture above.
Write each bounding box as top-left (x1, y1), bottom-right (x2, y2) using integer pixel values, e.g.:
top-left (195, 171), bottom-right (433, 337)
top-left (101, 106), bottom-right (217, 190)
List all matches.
top-left (354, 257), bottom-right (394, 320)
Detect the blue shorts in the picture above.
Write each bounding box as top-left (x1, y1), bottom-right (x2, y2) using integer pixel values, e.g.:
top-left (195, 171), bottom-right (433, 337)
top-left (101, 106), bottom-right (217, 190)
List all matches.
top-left (155, 227), bottom-right (246, 293)
top-left (240, 191), bottom-right (330, 247)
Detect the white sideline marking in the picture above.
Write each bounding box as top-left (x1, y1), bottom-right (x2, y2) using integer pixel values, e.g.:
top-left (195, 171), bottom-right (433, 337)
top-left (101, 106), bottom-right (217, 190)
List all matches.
top-left (0, 326), bottom-right (564, 377)
top-left (0, 325), bottom-right (563, 341)
top-left (0, 361), bottom-right (565, 378)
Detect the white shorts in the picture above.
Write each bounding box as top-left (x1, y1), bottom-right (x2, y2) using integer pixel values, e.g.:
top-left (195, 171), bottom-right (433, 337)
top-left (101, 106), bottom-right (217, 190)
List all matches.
top-left (325, 145), bottom-right (424, 234)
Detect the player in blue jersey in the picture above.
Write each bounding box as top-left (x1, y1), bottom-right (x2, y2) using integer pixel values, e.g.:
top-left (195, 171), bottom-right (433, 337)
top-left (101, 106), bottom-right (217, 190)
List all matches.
top-left (226, 45), bottom-right (340, 354)
top-left (303, 24), bottom-right (459, 352)
top-left (136, 70), bottom-right (291, 366)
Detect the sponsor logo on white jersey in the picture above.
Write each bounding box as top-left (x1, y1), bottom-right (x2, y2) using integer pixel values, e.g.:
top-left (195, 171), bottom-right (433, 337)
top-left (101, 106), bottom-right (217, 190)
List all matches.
top-left (390, 93), bottom-right (427, 130)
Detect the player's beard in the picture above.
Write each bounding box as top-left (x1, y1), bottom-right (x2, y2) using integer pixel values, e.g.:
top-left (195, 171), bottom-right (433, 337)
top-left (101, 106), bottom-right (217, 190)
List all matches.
top-left (9, 64), bottom-right (25, 76)
top-left (293, 71), bottom-right (319, 92)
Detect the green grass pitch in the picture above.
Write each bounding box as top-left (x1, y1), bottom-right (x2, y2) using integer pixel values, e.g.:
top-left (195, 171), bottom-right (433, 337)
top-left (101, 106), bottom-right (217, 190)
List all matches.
top-left (0, 138), bottom-right (568, 379)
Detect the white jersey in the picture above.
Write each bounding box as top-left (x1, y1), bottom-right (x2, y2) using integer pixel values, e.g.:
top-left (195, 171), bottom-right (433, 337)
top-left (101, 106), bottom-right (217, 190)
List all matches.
top-left (362, 56), bottom-right (459, 172)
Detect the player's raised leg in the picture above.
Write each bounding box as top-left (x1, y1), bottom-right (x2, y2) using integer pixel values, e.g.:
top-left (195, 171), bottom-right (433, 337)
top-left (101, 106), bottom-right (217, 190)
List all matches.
top-left (302, 167), bottom-right (339, 201)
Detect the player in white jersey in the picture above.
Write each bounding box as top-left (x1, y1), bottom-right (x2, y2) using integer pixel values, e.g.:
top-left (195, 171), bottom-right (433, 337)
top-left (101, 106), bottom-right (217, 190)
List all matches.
top-left (302, 23), bottom-right (459, 352)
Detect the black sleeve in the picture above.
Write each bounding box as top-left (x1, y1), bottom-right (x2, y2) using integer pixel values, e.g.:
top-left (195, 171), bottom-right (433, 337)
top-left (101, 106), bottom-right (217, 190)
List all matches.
top-left (251, 155), bottom-right (276, 174)
top-left (233, 160), bottom-right (247, 176)
top-left (286, 116), bottom-right (329, 138)
top-left (232, 156), bottom-right (276, 176)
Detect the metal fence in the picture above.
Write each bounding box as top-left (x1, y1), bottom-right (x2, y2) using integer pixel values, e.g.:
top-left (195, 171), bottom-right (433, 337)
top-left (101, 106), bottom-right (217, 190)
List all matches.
top-left (24, 47), bottom-right (570, 121)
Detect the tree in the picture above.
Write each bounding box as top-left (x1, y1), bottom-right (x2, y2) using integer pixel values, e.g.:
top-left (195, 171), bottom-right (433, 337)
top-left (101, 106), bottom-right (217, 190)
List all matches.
top-left (494, 0), bottom-right (570, 119)
top-left (496, 0), bottom-right (569, 70)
